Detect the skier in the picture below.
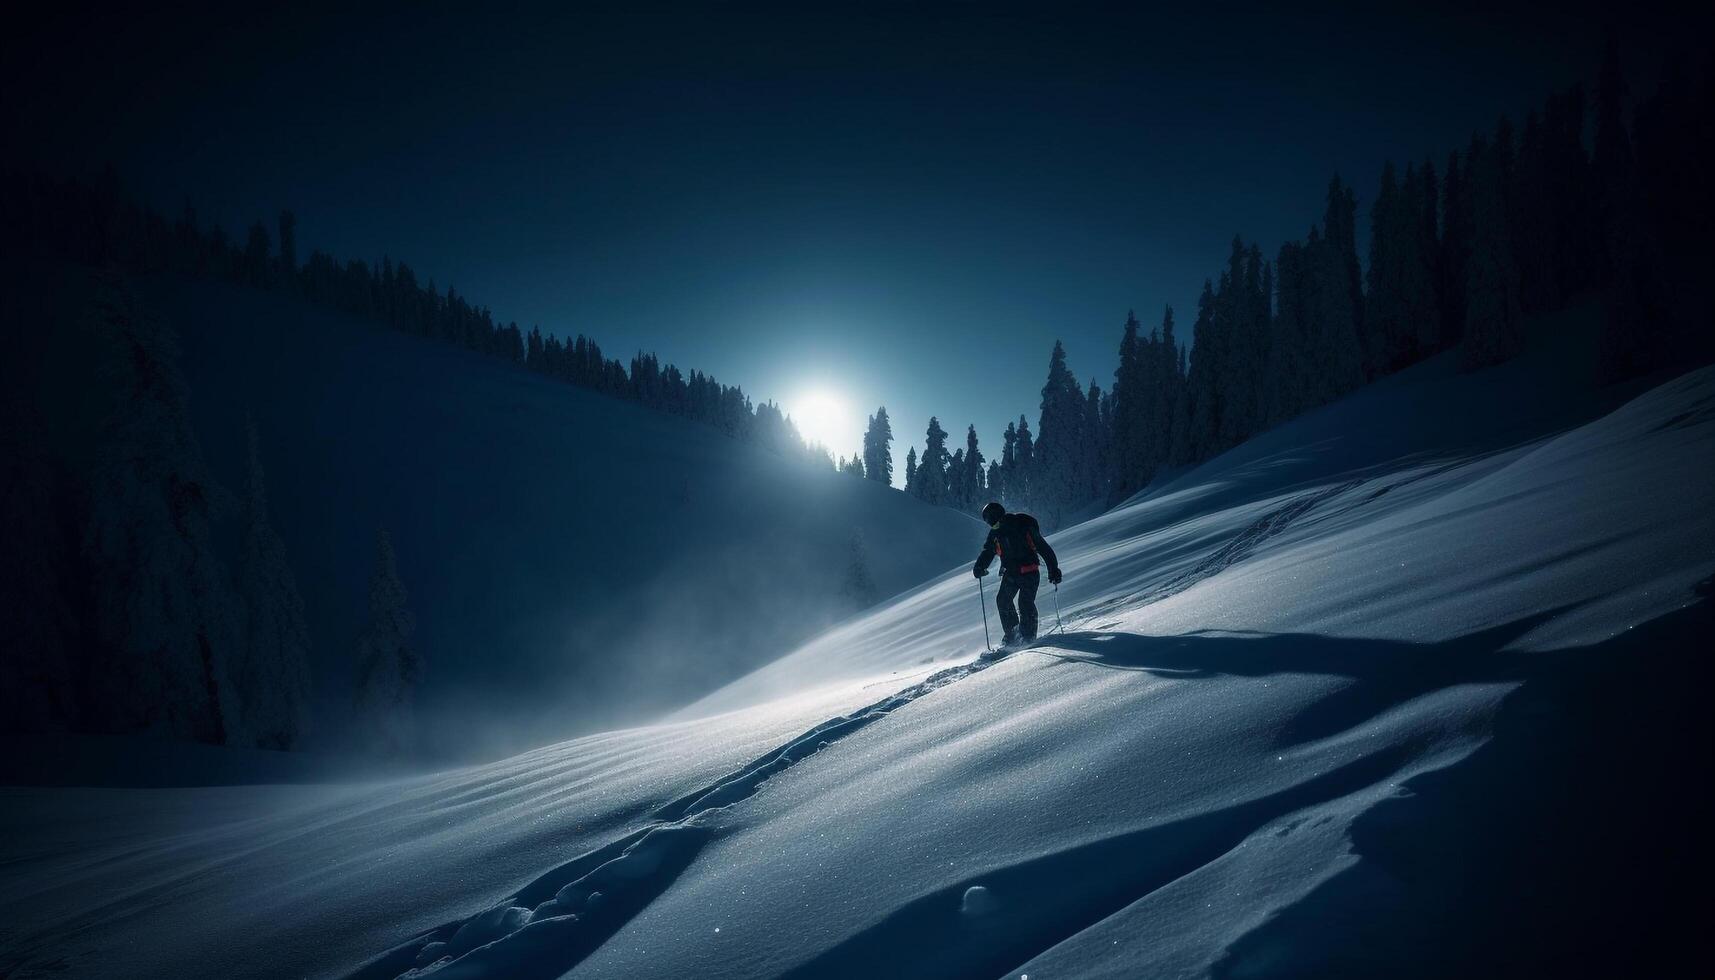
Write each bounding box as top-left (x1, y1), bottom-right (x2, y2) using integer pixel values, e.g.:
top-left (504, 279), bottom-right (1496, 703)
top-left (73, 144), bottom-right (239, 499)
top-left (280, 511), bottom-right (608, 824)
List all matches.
top-left (972, 501), bottom-right (1062, 646)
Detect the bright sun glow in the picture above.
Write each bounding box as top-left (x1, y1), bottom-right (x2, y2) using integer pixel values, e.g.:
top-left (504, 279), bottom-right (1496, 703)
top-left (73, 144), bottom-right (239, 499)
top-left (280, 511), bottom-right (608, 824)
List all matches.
top-left (787, 388), bottom-right (852, 452)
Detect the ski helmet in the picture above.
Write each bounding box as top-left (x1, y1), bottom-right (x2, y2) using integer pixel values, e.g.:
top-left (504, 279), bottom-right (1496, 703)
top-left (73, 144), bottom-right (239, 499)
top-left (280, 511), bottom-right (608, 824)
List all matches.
top-left (981, 502), bottom-right (1005, 525)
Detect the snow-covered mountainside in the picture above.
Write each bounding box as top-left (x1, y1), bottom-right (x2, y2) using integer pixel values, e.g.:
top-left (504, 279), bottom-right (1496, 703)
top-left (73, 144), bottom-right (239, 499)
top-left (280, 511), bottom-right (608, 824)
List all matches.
top-left (8, 267), bottom-right (982, 757)
top-left (3, 317), bottom-right (1711, 978)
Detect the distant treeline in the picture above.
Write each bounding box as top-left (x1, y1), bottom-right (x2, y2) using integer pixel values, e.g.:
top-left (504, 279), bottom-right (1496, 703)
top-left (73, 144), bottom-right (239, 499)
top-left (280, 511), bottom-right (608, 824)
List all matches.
top-left (839, 43), bottom-right (1713, 530)
top-left (0, 173), bottom-right (832, 468)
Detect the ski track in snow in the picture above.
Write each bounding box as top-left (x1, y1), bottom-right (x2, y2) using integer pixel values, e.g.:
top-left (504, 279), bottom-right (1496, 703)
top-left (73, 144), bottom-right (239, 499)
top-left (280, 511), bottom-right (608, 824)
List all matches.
top-left (347, 473), bottom-right (1434, 980)
top-left (347, 658), bottom-right (1003, 979)
top-left (1076, 478), bottom-right (1363, 629)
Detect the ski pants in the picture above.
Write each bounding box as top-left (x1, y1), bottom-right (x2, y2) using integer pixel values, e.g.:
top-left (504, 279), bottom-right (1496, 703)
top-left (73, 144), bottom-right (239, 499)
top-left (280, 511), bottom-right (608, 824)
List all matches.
top-left (996, 570), bottom-right (1041, 640)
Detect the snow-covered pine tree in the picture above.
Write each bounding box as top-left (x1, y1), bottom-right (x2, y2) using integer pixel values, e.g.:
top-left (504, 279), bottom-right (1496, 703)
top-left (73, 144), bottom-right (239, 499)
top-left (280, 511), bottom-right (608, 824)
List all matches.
top-left (81, 275), bottom-right (241, 744)
top-left (353, 529), bottom-right (421, 754)
top-left (862, 407), bottom-right (894, 487)
top-left (949, 448), bottom-right (967, 509)
top-left (1031, 341), bottom-right (1085, 529)
top-left (1011, 416), bottom-right (1034, 511)
top-left (914, 417), bottom-right (951, 505)
top-left (963, 425), bottom-right (985, 516)
top-left (233, 420), bottom-right (314, 750)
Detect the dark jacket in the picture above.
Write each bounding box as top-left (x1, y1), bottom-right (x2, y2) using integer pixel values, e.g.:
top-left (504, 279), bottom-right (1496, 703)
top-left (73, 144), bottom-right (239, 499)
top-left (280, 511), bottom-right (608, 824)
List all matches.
top-left (974, 512), bottom-right (1059, 577)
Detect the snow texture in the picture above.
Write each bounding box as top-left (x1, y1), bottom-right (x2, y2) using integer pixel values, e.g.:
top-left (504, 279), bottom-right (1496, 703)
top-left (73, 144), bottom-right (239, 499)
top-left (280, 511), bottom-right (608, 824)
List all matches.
top-left (3, 308), bottom-right (1712, 978)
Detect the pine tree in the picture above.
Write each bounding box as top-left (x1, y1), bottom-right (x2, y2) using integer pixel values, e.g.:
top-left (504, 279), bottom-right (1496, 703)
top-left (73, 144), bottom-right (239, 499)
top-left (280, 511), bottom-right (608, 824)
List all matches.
top-left (1011, 416), bottom-right (1035, 509)
top-left (1109, 310), bottom-right (1147, 500)
top-left (1183, 279), bottom-right (1222, 461)
top-left (954, 448), bottom-right (974, 509)
top-left (1512, 111), bottom-right (1559, 315)
top-left (1440, 149), bottom-right (1472, 346)
top-left (1083, 378), bottom-right (1107, 505)
top-left (862, 407), bottom-right (895, 487)
top-left (913, 417), bottom-right (951, 505)
top-left (234, 421), bottom-right (314, 749)
top-left (903, 446), bottom-right (918, 496)
top-left (1367, 163), bottom-right (1443, 374)
top-left (1366, 162), bottom-right (1405, 373)
top-left (1032, 341), bottom-right (1086, 528)
top-left (996, 421), bottom-right (1018, 505)
top-left (82, 276), bottom-right (240, 744)
top-left (1269, 238), bottom-right (1311, 422)
top-left (1150, 309), bottom-right (1182, 473)
top-left (963, 425), bottom-right (986, 514)
top-left (1167, 355), bottom-right (1194, 467)
top-left (353, 529), bottom-right (421, 755)
top-left (1324, 175), bottom-right (1365, 342)
top-left (1414, 158), bottom-right (1444, 354)
top-left (1462, 125), bottom-right (1525, 369)
top-left (1214, 244), bottom-right (1250, 449)
top-left (841, 528), bottom-right (879, 610)
top-left (1222, 241), bottom-right (1273, 446)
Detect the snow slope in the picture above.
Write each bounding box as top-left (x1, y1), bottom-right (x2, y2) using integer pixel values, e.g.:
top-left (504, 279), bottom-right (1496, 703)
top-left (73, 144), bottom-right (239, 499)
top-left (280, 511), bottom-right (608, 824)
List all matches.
top-left (3, 327), bottom-right (1711, 978)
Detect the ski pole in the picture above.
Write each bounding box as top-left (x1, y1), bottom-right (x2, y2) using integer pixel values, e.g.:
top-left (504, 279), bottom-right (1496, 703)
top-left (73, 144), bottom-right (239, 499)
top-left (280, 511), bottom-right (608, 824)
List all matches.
top-left (1053, 581), bottom-right (1063, 633)
top-left (977, 575), bottom-right (992, 651)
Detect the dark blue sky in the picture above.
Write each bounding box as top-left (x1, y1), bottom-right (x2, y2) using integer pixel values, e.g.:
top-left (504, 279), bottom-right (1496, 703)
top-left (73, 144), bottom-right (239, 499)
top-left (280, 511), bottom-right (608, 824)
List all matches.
top-left (6, 2), bottom-right (1696, 474)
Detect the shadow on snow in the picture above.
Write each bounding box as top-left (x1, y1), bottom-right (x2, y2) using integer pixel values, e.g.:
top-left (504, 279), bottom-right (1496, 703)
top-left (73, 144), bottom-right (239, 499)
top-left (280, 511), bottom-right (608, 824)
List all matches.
top-left (348, 582), bottom-right (1712, 980)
